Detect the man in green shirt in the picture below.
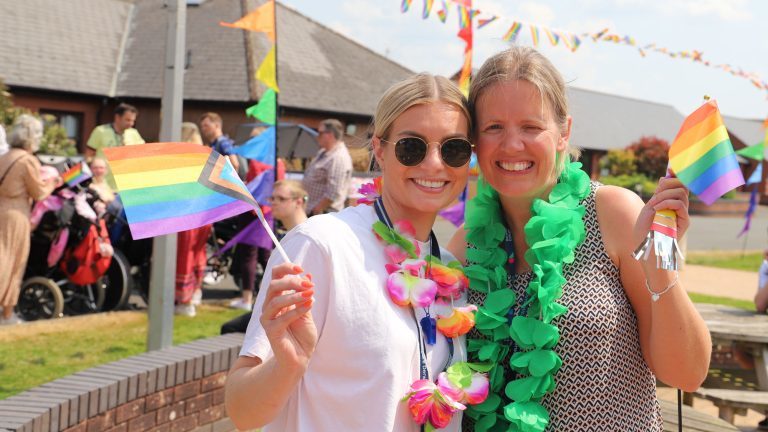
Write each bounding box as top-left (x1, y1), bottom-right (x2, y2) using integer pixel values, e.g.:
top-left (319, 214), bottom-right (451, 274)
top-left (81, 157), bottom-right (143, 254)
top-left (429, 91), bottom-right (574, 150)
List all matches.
top-left (85, 103), bottom-right (145, 159)
top-left (85, 103), bottom-right (145, 189)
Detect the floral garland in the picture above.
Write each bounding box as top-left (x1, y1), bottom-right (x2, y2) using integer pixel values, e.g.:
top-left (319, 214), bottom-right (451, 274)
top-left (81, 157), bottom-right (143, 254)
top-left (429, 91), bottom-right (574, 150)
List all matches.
top-left (361, 178), bottom-right (490, 430)
top-left (462, 161), bottom-right (591, 431)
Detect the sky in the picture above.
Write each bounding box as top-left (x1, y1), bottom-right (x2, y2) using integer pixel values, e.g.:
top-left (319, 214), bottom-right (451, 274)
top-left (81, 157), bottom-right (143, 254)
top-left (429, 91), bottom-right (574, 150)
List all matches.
top-left (280, 0), bottom-right (768, 120)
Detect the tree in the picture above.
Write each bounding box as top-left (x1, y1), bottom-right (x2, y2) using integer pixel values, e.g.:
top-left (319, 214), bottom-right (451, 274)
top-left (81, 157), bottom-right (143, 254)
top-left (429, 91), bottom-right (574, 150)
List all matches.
top-left (627, 136), bottom-right (669, 179)
top-left (0, 78), bottom-right (76, 155)
top-left (601, 149), bottom-right (636, 176)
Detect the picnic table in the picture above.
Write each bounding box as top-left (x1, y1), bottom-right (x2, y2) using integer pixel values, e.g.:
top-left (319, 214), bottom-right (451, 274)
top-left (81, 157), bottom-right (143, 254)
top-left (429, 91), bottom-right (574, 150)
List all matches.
top-left (694, 303), bottom-right (768, 423)
top-left (660, 399), bottom-right (739, 431)
top-left (696, 303), bottom-right (768, 390)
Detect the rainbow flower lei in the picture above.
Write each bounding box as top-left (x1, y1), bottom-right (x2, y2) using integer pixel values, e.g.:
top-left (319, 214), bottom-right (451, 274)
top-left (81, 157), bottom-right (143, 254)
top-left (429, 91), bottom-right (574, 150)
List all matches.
top-left (462, 161), bottom-right (590, 431)
top-left (365, 186), bottom-right (490, 430)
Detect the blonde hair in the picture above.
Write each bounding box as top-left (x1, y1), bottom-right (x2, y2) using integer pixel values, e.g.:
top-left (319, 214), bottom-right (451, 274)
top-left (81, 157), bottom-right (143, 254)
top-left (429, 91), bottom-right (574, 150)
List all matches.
top-left (181, 122), bottom-right (203, 144)
top-left (373, 73), bottom-right (471, 141)
top-left (274, 180), bottom-right (308, 207)
top-left (9, 114), bottom-right (43, 152)
top-left (469, 46), bottom-right (580, 176)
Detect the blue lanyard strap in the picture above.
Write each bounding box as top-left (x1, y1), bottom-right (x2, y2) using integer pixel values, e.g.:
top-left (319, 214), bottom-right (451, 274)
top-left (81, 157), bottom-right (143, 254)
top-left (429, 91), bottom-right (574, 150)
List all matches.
top-left (374, 198), bottom-right (450, 381)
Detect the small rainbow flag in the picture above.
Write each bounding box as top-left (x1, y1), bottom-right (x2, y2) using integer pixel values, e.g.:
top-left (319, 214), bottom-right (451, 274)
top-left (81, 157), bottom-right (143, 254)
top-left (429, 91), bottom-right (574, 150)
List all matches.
top-left (401, 0), bottom-right (412, 13)
top-left (503, 22), bottom-right (522, 42)
top-left (103, 143), bottom-right (256, 240)
top-left (477, 15), bottom-right (496, 29)
top-left (422, 0), bottom-right (433, 19)
top-left (530, 25), bottom-right (540, 46)
top-left (437, 7), bottom-right (447, 23)
top-left (457, 5), bottom-right (469, 29)
top-left (668, 100), bottom-right (745, 205)
top-left (544, 28), bottom-right (560, 46)
top-left (62, 162), bottom-right (92, 187)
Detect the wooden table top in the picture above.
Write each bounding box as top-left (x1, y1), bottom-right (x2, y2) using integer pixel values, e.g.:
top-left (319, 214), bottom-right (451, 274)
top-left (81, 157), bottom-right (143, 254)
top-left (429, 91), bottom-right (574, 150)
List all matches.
top-left (695, 303), bottom-right (768, 345)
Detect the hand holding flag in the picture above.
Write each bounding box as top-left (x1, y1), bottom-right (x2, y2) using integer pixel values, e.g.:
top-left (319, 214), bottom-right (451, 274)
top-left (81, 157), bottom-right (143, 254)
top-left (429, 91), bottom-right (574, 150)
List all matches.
top-left (633, 99), bottom-right (744, 271)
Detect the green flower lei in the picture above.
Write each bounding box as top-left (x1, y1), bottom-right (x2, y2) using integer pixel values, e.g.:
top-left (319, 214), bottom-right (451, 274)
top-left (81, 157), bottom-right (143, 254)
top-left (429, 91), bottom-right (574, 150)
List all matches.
top-left (463, 161), bottom-right (591, 431)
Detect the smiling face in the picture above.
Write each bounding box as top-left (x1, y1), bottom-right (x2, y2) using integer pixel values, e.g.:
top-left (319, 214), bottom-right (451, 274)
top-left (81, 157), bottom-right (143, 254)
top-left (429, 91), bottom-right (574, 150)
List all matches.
top-left (373, 101), bottom-right (470, 222)
top-left (475, 79), bottom-right (570, 201)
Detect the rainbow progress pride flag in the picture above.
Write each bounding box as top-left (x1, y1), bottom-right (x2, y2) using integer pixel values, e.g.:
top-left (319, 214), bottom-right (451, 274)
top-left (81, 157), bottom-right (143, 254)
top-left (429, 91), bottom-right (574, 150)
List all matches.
top-left (103, 142), bottom-right (256, 240)
top-left (668, 100), bottom-right (745, 205)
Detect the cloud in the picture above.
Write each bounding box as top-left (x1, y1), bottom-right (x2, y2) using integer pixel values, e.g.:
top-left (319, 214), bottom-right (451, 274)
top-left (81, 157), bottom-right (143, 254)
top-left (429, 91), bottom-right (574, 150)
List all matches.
top-left (518, 2), bottom-right (556, 25)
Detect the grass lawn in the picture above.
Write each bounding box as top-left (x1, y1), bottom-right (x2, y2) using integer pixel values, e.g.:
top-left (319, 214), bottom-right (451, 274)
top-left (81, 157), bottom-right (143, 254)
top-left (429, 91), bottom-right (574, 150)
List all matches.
top-left (687, 251), bottom-right (762, 272)
top-left (688, 292), bottom-right (755, 311)
top-left (0, 304), bottom-right (244, 400)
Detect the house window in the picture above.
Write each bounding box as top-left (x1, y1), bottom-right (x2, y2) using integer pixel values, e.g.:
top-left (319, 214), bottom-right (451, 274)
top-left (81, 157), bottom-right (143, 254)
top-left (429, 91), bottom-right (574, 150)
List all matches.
top-left (39, 110), bottom-right (83, 148)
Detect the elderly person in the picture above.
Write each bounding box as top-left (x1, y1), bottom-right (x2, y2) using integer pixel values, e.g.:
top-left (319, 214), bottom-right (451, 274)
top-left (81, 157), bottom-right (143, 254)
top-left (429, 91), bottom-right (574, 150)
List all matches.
top-left (0, 115), bottom-right (60, 325)
top-left (302, 119), bottom-right (353, 215)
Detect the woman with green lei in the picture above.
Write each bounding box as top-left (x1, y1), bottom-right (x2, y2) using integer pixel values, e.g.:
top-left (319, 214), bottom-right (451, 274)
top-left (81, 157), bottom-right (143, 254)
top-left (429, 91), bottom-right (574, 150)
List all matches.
top-left (447, 47), bottom-right (712, 431)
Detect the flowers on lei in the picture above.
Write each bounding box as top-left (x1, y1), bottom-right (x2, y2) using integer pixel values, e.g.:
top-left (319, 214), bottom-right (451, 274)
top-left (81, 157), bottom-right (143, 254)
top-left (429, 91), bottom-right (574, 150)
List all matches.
top-left (371, 215), bottom-right (490, 429)
top-left (462, 161), bottom-right (590, 432)
top-left (356, 176), bottom-right (383, 205)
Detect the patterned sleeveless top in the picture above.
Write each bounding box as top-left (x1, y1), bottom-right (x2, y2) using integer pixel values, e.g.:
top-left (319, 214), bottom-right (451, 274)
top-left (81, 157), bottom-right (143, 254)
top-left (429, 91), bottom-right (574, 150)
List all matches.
top-left (465, 182), bottom-right (663, 431)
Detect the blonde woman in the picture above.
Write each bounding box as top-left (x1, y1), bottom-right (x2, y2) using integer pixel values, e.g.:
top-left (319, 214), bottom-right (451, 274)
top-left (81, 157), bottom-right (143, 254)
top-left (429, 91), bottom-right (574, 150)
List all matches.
top-left (226, 73), bottom-right (474, 430)
top-left (449, 46), bottom-right (710, 431)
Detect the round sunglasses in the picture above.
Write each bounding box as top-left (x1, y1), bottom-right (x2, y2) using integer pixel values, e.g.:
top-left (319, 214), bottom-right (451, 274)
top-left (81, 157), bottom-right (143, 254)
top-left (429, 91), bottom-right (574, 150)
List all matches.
top-left (381, 136), bottom-right (474, 168)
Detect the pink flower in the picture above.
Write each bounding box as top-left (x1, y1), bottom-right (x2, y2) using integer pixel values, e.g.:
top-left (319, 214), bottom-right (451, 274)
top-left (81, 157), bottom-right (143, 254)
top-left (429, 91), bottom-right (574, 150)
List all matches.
top-left (356, 177), bottom-right (383, 205)
top-left (387, 269), bottom-right (437, 308)
top-left (437, 305), bottom-right (477, 338)
top-left (404, 379), bottom-right (465, 428)
top-left (437, 372), bottom-right (490, 405)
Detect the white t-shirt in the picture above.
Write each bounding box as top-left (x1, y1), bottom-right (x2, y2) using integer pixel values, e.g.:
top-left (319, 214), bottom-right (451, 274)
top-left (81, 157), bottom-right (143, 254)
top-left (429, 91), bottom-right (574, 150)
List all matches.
top-left (241, 205), bottom-right (466, 432)
top-left (759, 259), bottom-right (768, 291)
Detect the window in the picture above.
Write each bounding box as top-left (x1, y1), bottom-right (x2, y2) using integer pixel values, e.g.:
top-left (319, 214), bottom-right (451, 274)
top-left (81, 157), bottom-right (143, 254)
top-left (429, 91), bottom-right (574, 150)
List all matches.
top-left (39, 110), bottom-right (83, 148)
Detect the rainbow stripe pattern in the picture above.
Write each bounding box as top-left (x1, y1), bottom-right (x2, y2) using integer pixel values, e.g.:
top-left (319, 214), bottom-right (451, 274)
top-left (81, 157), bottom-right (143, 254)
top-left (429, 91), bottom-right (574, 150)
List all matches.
top-left (503, 22), bottom-right (522, 42)
top-left (103, 142), bottom-right (255, 240)
top-left (62, 162), bottom-right (92, 187)
top-left (668, 100), bottom-right (745, 205)
top-left (422, 0), bottom-right (433, 18)
top-left (401, 0), bottom-right (412, 13)
top-left (530, 25), bottom-right (540, 46)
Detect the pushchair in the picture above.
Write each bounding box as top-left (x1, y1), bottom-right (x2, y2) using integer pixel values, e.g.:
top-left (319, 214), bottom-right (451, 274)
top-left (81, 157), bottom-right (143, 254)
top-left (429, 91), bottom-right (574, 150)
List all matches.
top-left (17, 163), bottom-right (131, 321)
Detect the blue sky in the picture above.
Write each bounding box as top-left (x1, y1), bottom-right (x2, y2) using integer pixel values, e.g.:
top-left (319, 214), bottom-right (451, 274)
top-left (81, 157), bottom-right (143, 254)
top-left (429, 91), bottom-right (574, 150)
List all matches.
top-left (281, 0), bottom-right (768, 120)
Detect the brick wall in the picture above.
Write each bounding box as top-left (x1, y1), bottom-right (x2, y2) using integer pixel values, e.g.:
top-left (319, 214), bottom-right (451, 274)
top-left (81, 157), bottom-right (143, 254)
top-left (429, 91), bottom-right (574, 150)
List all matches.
top-left (0, 334), bottom-right (244, 432)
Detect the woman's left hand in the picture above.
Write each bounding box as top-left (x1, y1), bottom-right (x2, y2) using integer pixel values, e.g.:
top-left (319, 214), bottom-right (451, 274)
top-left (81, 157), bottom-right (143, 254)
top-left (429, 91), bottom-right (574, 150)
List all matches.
top-left (633, 177), bottom-right (690, 244)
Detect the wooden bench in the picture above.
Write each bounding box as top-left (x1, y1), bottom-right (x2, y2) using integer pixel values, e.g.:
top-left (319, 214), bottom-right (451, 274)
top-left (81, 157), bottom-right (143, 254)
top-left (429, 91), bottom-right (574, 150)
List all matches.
top-left (693, 388), bottom-right (768, 423)
top-left (660, 398), bottom-right (739, 431)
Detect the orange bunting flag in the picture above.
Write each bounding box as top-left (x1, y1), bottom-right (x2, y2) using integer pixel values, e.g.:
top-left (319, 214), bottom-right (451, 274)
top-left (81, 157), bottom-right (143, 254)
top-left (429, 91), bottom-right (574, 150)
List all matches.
top-left (220, 0), bottom-right (275, 41)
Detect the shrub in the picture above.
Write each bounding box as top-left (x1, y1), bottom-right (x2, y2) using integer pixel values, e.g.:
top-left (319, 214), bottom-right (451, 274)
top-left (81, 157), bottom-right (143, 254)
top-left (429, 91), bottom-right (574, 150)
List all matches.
top-left (601, 149), bottom-right (636, 176)
top-left (627, 136), bottom-right (670, 178)
top-left (600, 174), bottom-right (657, 197)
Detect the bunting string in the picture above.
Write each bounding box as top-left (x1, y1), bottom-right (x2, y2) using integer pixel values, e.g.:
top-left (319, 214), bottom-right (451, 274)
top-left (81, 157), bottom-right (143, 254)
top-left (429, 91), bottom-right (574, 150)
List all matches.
top-left (400, 0), bottom-right (768, 96)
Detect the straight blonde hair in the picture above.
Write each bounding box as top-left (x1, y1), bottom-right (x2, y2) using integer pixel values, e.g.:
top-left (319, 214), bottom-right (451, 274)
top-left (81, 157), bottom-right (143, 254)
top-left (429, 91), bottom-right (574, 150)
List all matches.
top-left (373, 73), bottom-right (471, 141)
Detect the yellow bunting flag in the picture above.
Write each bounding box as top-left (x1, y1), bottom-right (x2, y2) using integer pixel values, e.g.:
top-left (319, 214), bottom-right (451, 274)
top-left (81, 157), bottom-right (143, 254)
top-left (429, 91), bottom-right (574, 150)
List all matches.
top-left (220, 0), bottom-right (275, 41)
top-left (256, 46), bottom-right (279, 92)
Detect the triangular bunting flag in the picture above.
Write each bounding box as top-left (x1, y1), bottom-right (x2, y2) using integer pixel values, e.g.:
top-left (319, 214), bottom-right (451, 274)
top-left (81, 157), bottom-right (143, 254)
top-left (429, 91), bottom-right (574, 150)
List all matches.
top-left (246, 89), bottom-right (277, 125)
top-left (220, 0), bottom-right (275, 41)
top-left (256, 46), bottom-right (280, 92)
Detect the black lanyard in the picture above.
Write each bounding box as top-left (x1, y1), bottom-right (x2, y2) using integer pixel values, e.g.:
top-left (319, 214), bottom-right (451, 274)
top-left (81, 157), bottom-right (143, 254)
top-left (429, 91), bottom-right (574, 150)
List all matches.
top-left (373, 198), bottom-right (454, 382)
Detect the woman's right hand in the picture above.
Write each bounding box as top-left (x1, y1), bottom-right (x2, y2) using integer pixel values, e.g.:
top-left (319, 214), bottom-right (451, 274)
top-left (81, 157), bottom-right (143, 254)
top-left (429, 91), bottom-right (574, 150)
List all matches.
top-left (260, 263), bottom-right (317, 371)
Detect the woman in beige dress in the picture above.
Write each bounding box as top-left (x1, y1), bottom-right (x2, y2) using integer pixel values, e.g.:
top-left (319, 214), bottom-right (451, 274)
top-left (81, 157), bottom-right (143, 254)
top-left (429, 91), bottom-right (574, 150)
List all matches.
top-left (0, 115), bottom-right (61, 324)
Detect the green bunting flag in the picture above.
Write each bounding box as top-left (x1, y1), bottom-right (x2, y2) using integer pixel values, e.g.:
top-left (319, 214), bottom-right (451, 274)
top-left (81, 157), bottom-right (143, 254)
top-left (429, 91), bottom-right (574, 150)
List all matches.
top-left (246, 88), bottom-right (277, 125)
top-left (736, 141), bottom-right (765, 161)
